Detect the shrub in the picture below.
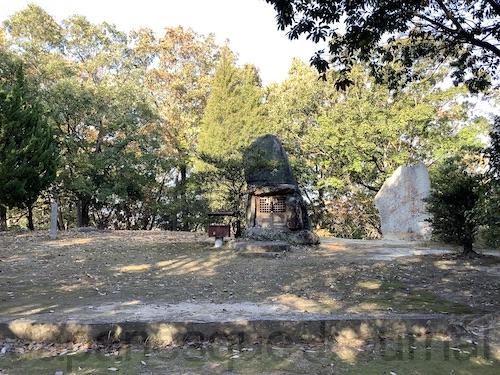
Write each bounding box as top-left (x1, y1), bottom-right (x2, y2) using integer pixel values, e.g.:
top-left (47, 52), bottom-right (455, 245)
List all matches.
top-left (426, 156), bottom-right (485, 256)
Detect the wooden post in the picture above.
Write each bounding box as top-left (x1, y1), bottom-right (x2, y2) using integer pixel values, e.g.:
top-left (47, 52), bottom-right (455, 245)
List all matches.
top-left (50, 200), bottom-right (58, 240)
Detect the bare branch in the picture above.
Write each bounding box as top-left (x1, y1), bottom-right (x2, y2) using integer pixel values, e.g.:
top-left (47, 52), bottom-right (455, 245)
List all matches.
top-left (434, 0), bottom-right (466, 33)
top-left (485, 0), bottom-right (500, 16)
top-left (416, 13), bottom-right (500, 57)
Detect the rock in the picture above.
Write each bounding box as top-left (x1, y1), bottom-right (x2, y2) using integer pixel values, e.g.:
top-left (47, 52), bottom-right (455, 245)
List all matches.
top-left (374, 162), bottom-right (432, 240)
top-left (0, 344), bottom-right (11, 355)
top-left (244, 227), bottom-right (320, 245)
top-left (243, 135), bottom-right (318, 245)
top-left (244, 134), bottom-right (296, 186)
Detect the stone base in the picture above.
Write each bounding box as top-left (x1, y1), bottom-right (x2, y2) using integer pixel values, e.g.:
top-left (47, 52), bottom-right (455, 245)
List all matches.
top-left (244, 227), bottom-right (320, 245)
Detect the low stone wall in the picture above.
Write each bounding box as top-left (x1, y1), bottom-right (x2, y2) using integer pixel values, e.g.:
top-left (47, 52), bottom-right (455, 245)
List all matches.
top-left (0, 314), bottom-right (463, 345)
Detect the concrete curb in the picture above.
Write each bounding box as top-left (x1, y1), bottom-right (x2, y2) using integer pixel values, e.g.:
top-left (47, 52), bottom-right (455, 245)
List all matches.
top-left (0, 314), bottom-right (466, 345)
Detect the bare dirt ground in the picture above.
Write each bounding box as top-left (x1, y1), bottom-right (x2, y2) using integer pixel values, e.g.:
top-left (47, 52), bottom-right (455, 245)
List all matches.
top-left (1, 230), bottom-right (499, 374)
top-left (0, 230), bottom-right (499, 321)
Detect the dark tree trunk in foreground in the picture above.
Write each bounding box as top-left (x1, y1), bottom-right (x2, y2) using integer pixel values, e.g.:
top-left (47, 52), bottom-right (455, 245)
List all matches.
top-left (27, 204), bottom-right (34, 230)
top-left (462, 235), bottom-right (479, 258)
top-left (76, 198), bottom-right (90, 227)
top-left (0, 205), bottom-right (7, 231)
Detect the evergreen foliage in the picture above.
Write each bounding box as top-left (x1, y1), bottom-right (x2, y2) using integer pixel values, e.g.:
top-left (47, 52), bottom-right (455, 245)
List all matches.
top-left (426, 156), bottom-right (485, 256)
top-left (0, 64), bottom-right (58, 229)
top-left (198, 47), bottom-right (266, 160)
top-left (196, 48), bottom-right (267, 214)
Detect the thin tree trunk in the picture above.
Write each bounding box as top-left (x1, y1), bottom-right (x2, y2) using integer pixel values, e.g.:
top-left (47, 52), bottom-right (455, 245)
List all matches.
top-left (142, 218), bottom-right (149, 230)
top-left (147, 217), bottom-right (155, 231)
top-left (77, 200), bottom-right (83, 227)
top-left (148, 177), bottom-right (167, 230)
top-left (57, 198), bottom-right (65, 230)
top-left (171, 214), bottom-right (178, 231)
top-left (0, 205), bottom-right (7, 231)
top-left (179, 165), bottom-right (189, 231)
top-left (27, 204), bottom-right (34, 231)
top-left (316, 186), bottom-right (327, 227)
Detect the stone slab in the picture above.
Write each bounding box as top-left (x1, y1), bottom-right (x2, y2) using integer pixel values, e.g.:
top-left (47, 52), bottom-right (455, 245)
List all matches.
top-left (375, 162), bottom-right (432, 240)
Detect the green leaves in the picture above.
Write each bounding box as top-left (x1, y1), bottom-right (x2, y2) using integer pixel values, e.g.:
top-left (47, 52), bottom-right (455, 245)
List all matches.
top-left (4, 4), bottom-right (63, 53)
top-left (426, 155), bottom-right (485, 253)
top-left (198, 48), bottom-right (266, 161)
top-left (266, 0), bottom-right (500, 92)
top-left (195, 49), bottom-right (267, 213)
top-left (265, 60), bottom-right (489, 237)
top-left (0, 61), bottom-right (58, 211)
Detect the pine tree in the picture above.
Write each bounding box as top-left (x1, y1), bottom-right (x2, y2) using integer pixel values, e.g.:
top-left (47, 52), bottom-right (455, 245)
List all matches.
top-left (0, 65), bottom-right (58, 230)
top-left (197, 48), bottom-right (267, 214)
top-left (198, 47), bottom-right (266, 160)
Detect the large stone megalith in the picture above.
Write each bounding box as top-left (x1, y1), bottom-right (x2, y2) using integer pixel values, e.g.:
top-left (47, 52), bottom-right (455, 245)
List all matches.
top-left (244, 134), bottom-right (319, 245)
top-left (374, 162), bottom-right (432, 240)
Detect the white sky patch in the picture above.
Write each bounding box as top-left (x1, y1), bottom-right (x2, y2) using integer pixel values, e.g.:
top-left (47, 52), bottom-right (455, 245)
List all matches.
top-left (0, 0), bottom-right (319, 85)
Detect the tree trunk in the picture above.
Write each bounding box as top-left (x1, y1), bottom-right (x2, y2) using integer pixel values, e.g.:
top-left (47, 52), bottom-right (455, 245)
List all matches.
top-left (461, 220), bottom-right (479, 257)
top-left (125, 212), bottom-right (131, 230)
top-left (0, 205), bottom-right (7, 231)
top-left (462, 238), bottom-right (478, 258)
top-left (76, 198), bottom-right (90, 227)
top-left (171, 214), bottom-right (178, 231)
top-left (179, 165), bottom-right (189, 231)
top-left (234, 219), bottom-right (242, 238)
top-left (27, 204), bottom-right (34, 231)
top-left (316, 186), bottom-right (327, 227)
top-left (142, 211), bottom-right (150, 230)
top-left (57, 199), bottom-right (65, 230)
top-left (147, 216), bottom-right (155, 231)
top-left (147, 176), bottom-right (167, 230)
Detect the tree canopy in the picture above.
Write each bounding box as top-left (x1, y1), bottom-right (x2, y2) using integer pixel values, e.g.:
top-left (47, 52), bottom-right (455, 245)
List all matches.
top-left (0, 60), bottom-right (58, 229)
top-left (0, 4), bottom-right (496, 245)
top-left (265, 0), bottom-right (500, 91)
top-left (198, 47), bottom-right (266, 160)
